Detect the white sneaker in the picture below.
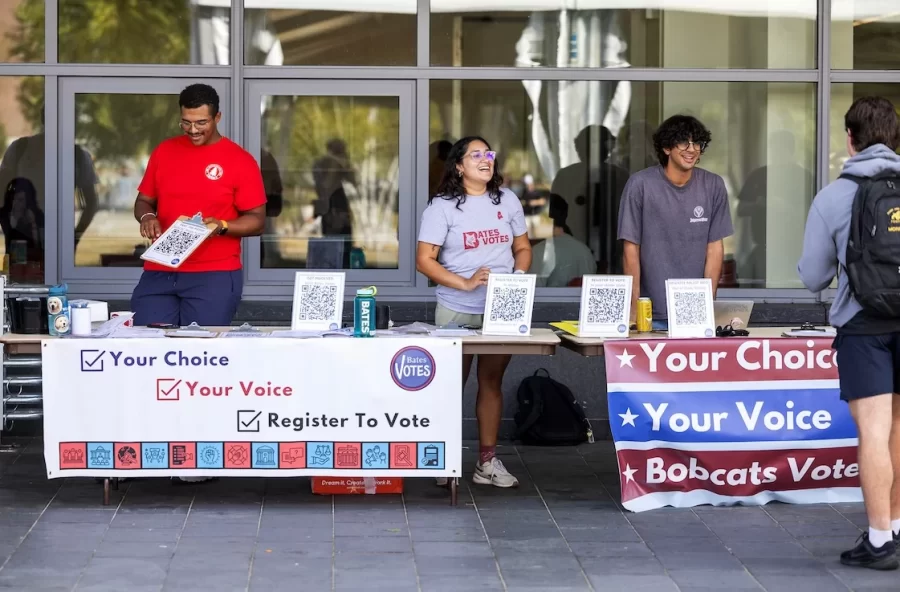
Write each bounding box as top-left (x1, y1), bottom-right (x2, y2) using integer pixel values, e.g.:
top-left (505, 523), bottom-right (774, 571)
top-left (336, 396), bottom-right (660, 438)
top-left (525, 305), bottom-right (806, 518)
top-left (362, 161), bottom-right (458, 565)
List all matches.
top-left (473, 457), bottom-right (519, 488)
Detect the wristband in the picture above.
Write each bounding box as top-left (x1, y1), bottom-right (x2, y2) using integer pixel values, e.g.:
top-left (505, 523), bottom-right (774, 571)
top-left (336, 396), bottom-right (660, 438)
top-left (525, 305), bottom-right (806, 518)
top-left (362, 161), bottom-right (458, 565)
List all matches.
top-left (513, 269), bottom-right (525, 274)
top-left (140, 212), bottom-right (157, 222)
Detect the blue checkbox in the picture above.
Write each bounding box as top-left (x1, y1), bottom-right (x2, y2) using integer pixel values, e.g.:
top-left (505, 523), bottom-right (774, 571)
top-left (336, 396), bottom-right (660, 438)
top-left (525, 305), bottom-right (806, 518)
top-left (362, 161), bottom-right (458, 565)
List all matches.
top-left (307, 442), bottom-right (333, 469)
top-left (251, 443), bottom-right (278, 469)
top-left (86, 443), bottom-right (114, 468)
top-left (197, 442), bottom-right (223, 469)
top-left (417, 442), bottom-right (445, 470)
top-left (362, 443), bottom-right (389, 470)
top-left (141, 443), bottom-right (169, 469)
top-left (80, 350), bottom-right (105, 372)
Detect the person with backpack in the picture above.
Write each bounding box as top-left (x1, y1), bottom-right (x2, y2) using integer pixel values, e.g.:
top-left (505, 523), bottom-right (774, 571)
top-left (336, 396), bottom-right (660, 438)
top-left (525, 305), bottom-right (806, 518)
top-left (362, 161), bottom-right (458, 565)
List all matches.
top-left (417, 136), bottom-right (532, 488)
top-left (798, 96), bottom-right (900, 570)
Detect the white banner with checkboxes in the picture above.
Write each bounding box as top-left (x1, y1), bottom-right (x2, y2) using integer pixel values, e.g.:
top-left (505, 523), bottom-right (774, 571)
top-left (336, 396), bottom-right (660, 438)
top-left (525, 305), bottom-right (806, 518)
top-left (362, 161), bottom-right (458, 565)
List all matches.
top-left (41, 338), bottom-right (462, 478)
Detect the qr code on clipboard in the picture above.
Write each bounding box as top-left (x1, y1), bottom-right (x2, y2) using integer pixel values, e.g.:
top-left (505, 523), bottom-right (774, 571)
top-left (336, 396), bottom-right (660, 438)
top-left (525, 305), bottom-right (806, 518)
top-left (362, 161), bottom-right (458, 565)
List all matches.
top-left (150, 226), bottom-right (204, 258)
top-left (672, 291), bottom-right (708, 325)
top-left (297, 284), bottom-right (338, 321)
top-left (489, 287), bottom-right (528, 322)
top-left (586, 288), bottom-right (626, 324)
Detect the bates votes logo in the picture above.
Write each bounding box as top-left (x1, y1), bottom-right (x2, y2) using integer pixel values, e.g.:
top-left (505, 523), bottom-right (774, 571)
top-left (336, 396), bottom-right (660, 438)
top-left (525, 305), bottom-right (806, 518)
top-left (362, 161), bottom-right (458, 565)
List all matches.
top-left (390, 346), bottom-right (436, 391)
top-left (205, 164), bottom-right (223, 180)
top-left (462, 229), bottom-right (510, 250)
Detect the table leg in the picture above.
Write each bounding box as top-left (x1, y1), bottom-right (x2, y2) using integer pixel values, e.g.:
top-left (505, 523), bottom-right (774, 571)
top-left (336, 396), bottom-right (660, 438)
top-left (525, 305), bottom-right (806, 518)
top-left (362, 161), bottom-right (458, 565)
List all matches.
top-left (450, 478), bottom-right (458, 506)
top-left (112, 478), bottom-right (119, 491)
top-left (103, 479), bottom-right (110, 506)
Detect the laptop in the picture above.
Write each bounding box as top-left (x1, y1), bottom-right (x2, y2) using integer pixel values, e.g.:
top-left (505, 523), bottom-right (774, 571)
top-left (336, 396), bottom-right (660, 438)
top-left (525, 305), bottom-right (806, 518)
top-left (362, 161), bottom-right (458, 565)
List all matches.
top-left (714, 300), bottom-right (754, 329)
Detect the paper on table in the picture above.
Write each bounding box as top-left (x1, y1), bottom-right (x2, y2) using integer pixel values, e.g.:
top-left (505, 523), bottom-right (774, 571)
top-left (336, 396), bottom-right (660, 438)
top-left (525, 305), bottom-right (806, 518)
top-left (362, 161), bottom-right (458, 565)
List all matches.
top-left (221, 332), bottom-right (267, 338)
top-left (268, 330), bottom-right (325, 338)
top-left (140, 213), bottom-right (217, 269)
top-left (429, 328), bottom-right (477, 337)
top-left (782, 328), bottom-right (836, 337)
top-left (167, 330), bottom-right (218, 338)
top-left (109, 327), bottom-right (166, 338)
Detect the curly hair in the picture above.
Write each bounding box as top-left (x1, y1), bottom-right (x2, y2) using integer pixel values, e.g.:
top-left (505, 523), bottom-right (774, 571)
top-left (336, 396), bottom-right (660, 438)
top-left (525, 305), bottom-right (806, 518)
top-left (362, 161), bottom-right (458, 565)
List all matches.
top-left (653, 115), bottom-right (712, 167)
top-left (429, 136), bottom-right (504, 209)
top-left (179, 83), bottom-right (220, 116)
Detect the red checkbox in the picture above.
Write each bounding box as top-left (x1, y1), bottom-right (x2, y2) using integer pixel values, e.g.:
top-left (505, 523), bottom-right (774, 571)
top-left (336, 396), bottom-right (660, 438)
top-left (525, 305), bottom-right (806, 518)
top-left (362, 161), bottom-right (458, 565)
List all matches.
top-left (157, 378), bottom-right (181, 401)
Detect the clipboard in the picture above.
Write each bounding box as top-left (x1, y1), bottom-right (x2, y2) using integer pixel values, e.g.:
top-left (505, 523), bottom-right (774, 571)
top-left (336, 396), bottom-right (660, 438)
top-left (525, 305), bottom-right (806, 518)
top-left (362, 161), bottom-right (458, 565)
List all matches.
top-left (140, 212), bottom-right (218, 269)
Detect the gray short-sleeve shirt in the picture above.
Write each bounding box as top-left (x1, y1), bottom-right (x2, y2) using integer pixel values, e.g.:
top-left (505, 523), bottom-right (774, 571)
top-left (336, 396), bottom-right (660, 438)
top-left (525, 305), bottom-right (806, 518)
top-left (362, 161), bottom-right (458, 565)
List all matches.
top-left (617, 165), bottom-right (733, 319)
top-left (418, 188), bottom-right (528, 314)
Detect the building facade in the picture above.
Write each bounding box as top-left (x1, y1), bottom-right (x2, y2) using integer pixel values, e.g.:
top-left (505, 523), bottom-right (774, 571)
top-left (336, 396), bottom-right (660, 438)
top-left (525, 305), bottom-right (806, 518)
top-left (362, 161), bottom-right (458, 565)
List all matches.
top-left (0, 0), bottom-right (898, 306)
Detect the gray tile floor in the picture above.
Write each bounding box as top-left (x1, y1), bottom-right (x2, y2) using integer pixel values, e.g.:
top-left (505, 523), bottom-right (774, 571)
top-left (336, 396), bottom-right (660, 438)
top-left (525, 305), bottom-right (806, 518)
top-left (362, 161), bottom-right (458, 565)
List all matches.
top-left (0, 437), bottom-right (895, 591)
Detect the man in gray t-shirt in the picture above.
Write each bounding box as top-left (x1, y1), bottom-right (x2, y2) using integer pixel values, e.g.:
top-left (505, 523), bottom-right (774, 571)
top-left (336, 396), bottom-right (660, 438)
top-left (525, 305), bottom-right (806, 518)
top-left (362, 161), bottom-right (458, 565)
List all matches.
top-left (617, 115), bottom-right (733, 321)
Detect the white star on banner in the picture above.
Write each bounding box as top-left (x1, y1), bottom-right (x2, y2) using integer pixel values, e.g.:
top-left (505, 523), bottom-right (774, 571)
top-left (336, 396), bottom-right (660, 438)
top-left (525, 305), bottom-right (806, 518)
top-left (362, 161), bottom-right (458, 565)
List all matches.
top-left (622, 464), bottom-right (637, 483)
top-left (617, 349), bottom-right (635, 368)
top-left (619, 408), bottom-right (638, 427)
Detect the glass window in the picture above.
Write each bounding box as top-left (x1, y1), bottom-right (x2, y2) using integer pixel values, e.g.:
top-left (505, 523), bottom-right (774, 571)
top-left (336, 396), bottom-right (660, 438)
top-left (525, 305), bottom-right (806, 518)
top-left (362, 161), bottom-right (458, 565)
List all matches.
top-left (1, 0), bottom-right (44, 62)
top-left (430, 80), bottom-right (816, 289)
top-left (431, 3), bottom-right (816, 69)
top-left (244, 5), bottom-right (416, 66)
top-left (832, 3), bottom-right (900, 69)
top-left (58, 0), bottom-right (230, 64)
top-left (829, 84), bottom-right (900, 181)
top-left (73, 93), bottom-right (181, 267)
top-left (0, 76), bottom-right (45, 282)
top-left (259, 95), bottom-right (400, 270)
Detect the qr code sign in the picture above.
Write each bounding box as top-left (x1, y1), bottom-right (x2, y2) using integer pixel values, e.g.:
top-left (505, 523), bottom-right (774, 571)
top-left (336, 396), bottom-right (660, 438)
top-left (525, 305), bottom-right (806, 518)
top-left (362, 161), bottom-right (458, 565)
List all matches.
top-left (152, 227), bottom-right (202, 257)
top-left (489, 287), bottom-right (528, 322)
top-left (586, 287), bottom-right (626, 324)
top-left (672, 291), bottom-right (708, 326)
top-left (298, 284), bottom-right (338, 321)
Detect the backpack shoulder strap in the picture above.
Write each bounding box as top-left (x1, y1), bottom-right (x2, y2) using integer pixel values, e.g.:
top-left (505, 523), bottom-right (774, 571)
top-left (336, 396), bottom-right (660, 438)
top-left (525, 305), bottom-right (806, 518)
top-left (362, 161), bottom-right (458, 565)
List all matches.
top-left (839, 173), bottom-right (864, 184)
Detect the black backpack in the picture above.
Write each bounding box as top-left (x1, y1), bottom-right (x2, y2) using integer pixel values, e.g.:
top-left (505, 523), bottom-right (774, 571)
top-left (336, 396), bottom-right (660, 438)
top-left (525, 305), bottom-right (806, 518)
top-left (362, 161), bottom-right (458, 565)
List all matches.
top-left (514, 369), bottom-right (594, 446)
top-left (842, 173), bottom-right (900, 317)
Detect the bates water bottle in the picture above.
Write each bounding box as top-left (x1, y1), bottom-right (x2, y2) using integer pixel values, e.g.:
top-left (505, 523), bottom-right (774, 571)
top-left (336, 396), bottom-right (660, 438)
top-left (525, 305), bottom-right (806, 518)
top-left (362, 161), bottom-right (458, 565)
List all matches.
top-left (353, 286), bottom-right (377, 337)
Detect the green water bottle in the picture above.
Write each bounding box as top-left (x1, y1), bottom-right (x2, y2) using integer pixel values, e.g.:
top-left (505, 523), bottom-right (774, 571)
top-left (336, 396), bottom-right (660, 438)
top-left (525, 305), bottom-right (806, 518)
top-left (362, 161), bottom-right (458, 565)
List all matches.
top-left (354, 286), bottom-right (377, 337)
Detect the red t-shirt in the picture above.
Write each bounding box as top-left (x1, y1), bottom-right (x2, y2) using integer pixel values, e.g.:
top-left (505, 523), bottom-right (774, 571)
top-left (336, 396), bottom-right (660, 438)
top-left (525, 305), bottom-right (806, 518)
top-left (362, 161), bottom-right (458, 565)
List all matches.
top-left (138, 135), bottom-right (267, 272)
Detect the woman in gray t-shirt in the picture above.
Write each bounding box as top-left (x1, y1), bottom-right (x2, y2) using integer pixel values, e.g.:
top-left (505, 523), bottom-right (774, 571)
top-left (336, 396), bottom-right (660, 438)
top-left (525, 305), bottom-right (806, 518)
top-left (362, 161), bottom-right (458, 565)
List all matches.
top-left (417, 136), bottom-right (532, 488)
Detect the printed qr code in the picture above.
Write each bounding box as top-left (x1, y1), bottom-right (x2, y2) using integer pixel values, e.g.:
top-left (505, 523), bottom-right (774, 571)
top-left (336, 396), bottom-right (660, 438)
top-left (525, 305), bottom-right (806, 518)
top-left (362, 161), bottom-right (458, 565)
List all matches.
top-left (489, 287), bottom-right (528, 322)
top-left (672, 291), bottom-right (708, 325)
top-left (586, 287), bottom-right (626, 324)
top-left (298, 284), bottom-right (338, 321)
top-left (151, 227), bottom-right (201, 257)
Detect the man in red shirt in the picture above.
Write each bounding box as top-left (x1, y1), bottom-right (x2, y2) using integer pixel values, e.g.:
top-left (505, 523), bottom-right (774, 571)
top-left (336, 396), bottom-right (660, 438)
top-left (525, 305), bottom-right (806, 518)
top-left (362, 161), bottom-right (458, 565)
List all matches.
top-left (131, 84), bottom-right (266, 326)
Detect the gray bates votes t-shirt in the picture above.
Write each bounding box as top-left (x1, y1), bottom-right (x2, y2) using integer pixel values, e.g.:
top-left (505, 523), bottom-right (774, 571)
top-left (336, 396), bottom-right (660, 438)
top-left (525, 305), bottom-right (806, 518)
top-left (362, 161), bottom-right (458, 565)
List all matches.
top-left (617, 166), bottom-right (733, 319)
top-left (418, 188), bottom-right (528, 314)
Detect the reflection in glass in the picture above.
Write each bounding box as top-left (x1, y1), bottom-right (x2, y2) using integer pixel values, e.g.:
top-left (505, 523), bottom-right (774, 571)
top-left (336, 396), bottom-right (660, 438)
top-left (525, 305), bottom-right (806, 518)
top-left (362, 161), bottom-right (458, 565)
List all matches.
top-left (830, 84), bottom-right (900, 181)
top-left (73, 94), bottom-right (180, 267)
top-left (431, 3), bottom-right (815, 69)
top-left (0, 76), bottom-right (45, 282)
top-left (832, 2), bottom-right (900, 69)
top-left (260, 95), bottom-right (400, 270)
top-left (59, 0), bottom-right (230, 64)
top-left (0, 0), bottom-right (44, 62)
top-left (430, 80), bottom-right (816, 289)
top-left (244, 6), bottom-right (416, 66)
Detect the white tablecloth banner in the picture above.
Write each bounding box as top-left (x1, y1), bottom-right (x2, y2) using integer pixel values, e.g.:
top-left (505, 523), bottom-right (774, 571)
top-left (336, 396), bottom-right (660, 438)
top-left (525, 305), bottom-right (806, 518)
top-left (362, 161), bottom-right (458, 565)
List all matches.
top-left (42, 338), bottom-right (462, 478)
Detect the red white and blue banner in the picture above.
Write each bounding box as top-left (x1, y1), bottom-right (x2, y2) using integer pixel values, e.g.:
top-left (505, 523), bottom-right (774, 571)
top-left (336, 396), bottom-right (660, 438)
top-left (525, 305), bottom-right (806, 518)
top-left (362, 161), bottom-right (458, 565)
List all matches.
top-left (604, 337), bottom-right (862, 512)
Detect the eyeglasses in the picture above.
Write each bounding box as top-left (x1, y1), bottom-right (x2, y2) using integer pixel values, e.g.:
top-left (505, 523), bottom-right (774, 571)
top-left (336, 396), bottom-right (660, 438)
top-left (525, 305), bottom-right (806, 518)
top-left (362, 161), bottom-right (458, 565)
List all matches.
top-left (675, 140), bottom-right (708, 153)
top-left (179, 119), bottom-right (212, 131)
top-left (468, 150), bottom-right (497, 162)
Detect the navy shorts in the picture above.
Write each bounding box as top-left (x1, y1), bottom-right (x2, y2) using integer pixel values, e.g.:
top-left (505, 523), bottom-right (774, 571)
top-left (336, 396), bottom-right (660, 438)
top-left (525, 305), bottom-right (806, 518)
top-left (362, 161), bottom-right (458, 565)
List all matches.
top-left (833, 333), bottom-right (900, 401)
top-left (131, 270), bottom-right (243, 327)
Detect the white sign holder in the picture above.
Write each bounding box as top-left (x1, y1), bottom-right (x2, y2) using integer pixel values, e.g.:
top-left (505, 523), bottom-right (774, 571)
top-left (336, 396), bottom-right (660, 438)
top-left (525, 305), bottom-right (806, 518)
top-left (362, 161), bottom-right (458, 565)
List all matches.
top-left (577, 275), bottom-right (632, 338)
top-left (291, 272), bottom-right (346, 331)
top-left (482, 273), bottom-right (536, 336)
top-left (665, 278), bottom-right (716, 338)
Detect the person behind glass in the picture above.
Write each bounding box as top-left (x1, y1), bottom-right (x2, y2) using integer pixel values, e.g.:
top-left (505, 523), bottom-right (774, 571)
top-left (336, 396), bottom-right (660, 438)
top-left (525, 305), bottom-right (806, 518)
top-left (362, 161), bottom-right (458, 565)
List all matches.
top-left (617, 115), bottom-right (733, 330)
top-left (417, 136), bottom-right (532, 488)
top-left (131, 84), bottom-right (267, 327)
top-left (0, 177), bottom-right (44, 263)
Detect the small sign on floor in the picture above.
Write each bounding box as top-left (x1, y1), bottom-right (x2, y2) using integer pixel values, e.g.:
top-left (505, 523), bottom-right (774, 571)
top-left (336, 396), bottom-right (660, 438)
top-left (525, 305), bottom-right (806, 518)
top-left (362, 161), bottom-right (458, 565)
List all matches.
top-left (311, 477), bottom-right (404, 495)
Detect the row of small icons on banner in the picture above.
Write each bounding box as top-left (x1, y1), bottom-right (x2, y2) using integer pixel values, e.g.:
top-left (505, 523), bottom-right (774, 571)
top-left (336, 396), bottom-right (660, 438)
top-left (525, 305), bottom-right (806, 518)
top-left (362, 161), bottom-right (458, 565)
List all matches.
top-left (58, 442), bottom-right (445, 471)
